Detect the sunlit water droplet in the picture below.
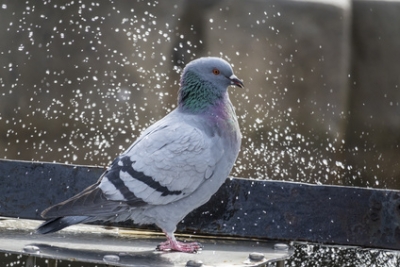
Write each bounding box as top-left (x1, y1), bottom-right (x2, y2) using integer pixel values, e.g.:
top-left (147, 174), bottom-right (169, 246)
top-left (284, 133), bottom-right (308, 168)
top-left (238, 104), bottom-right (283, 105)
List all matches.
top-left (23, 245), bottom-right (40, 254)
top-left (103, 254), bottom-right (120, 263)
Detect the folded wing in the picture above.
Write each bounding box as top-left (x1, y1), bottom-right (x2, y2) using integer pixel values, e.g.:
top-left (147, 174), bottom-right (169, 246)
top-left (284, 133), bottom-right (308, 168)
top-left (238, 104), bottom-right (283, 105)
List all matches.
top-left (42, 112), bottom-right (225, 218)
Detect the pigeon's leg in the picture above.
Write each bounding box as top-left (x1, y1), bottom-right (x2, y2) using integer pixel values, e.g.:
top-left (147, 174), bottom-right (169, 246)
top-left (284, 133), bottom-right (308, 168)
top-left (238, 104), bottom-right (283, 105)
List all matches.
top-left (156, 232), bottom-right (202, 253)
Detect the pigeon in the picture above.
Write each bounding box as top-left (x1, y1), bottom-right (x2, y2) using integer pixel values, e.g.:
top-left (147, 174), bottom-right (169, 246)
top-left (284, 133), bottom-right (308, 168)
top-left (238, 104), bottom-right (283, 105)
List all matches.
top-left (36, 57), bottom-right (243, 253)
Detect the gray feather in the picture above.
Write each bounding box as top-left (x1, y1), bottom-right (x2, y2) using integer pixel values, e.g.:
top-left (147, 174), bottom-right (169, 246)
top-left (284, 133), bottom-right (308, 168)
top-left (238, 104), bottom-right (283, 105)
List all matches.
top-left (36, 216), bottom-right (89, 234)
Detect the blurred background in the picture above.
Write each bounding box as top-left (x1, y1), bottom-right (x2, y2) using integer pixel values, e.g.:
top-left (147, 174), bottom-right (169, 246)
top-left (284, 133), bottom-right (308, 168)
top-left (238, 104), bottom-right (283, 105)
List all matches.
top-left (0, 0), bottom-right (399, 188)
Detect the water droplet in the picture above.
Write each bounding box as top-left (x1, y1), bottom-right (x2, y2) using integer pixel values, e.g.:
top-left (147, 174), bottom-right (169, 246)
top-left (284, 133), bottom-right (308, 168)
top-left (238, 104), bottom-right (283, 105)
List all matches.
top-left (274, 243), bottom-right (289, 251)
top-left (103, 254), bottom-right (120, 263)
top-left (23, 245), bottom-right (40, 254)
top-left (249, 252), bottom-right (265, 261)
top-left (186, 260), bottom-right (203, 267)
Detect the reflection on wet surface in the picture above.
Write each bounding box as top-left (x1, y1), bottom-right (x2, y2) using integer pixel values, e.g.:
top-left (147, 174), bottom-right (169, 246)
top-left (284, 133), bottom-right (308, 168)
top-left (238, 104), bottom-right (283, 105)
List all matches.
top-left (0, 217), bottom-right (292, 267)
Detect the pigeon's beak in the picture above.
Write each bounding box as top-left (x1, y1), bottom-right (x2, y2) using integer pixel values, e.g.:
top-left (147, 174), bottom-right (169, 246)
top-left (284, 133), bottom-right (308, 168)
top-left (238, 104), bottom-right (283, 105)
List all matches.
top-left (229, 74), bottom-right (244, 88)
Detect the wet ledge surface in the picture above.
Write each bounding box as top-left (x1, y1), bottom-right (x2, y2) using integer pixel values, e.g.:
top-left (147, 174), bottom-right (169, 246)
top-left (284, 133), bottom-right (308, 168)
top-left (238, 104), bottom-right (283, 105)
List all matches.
top-left (0, 217), bottom-right (292, 267)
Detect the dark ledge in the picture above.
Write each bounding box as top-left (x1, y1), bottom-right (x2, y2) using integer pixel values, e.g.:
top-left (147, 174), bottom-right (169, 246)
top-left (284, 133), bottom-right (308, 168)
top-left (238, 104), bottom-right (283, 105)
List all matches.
top-left (1, 159), bottom-right (399, 250)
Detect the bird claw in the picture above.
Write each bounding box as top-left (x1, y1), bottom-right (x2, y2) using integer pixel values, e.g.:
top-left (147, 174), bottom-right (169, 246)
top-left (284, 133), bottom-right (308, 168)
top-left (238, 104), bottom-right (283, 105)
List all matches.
top-left (156, 240), bottom-right (203, 253)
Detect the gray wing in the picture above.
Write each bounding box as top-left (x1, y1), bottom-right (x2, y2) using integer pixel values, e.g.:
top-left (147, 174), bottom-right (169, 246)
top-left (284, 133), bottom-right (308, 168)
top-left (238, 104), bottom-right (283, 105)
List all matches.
top-left (99, 112), bottom-right (225, 206)
top-left (42, 111), bottom-right (226, 219)
top-left (41, 181), bottom-right (145, 218)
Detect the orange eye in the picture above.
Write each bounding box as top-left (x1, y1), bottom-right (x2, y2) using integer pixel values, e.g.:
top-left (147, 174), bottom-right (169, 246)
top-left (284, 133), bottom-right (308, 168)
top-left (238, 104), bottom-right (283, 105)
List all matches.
top-left (212, 68), bottom-right (220, 75)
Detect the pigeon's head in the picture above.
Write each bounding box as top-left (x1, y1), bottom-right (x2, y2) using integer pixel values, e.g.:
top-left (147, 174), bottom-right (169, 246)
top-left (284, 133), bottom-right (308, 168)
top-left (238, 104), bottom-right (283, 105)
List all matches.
top-left (181, 57), bottom-right (244, 90)
top-left (178, 57), bottom-right (243, 112)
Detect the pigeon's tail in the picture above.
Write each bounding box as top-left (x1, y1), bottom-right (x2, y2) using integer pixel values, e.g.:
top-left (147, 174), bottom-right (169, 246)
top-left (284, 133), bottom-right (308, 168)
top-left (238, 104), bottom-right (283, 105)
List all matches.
top-left (36, 216), bottom-right (89, 234)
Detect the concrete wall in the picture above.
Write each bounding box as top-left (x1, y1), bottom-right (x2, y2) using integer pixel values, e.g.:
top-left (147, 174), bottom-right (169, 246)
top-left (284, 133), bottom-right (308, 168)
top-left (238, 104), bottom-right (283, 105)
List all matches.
top-left (0, 0), bottom-right (399, 188)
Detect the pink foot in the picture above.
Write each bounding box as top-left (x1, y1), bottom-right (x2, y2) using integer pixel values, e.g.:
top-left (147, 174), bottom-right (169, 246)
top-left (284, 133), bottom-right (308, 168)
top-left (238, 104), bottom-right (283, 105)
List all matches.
top-left (156, 239), bottom-right (203, 253)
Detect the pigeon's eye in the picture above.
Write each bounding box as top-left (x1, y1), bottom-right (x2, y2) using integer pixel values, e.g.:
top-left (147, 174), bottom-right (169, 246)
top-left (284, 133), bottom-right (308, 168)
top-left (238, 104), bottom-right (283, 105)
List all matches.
top-left (212, 68), bottom-right (220, 75)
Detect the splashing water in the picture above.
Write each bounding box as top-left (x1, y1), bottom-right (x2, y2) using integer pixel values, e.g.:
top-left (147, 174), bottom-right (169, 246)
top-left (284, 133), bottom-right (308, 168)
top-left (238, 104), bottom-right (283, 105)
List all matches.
top-left (0, 1), bottom-right (398, 190)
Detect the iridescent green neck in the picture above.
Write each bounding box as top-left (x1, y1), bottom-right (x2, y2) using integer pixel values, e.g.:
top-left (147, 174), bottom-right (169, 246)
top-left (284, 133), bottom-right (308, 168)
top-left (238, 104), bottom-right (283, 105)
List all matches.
top-left (178, 71), bottom-right (224, 113)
